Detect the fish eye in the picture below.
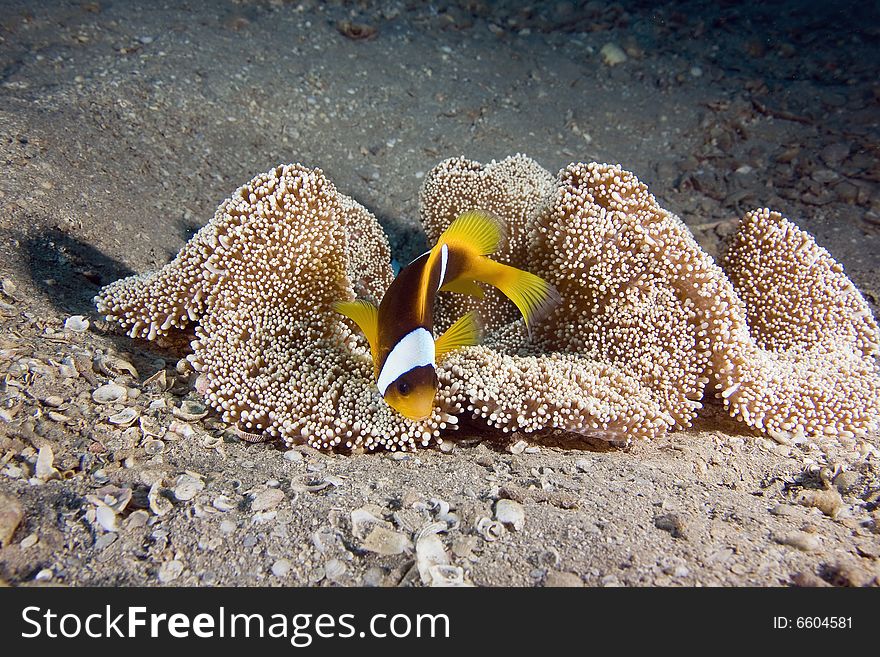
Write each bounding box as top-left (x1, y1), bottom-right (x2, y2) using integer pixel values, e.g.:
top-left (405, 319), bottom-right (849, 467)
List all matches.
top-left (397, 381), bottom-right (410, 396)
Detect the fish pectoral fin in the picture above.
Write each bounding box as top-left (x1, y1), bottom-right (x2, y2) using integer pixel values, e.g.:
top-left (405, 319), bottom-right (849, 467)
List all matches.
top-left (438, 210), bottom-right (506, 256)
top-left (439, 277), bottom-right (485, 299)
top-left (332, 300), bottom-right (379, 359)
top-left (434, 311), bottom-right (482, 360)
top-left (472, 260), bottom-right (561, 335)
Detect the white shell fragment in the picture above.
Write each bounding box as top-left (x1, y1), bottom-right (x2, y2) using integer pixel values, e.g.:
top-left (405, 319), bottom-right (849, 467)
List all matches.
top-left (351, 507), bottom-right (383, 539)
top-left (143, 369), bottom-right (169, 391)
top-left (58, 356), bottom-right (79, 378)
top-left (290, 476), bottom-right (340, 493)
top-left (157, 560), bottom-right (184, 583)
top-left (94, 354), bottom-right (138, 378)
top-left (325, 558), bottom-right (347, 583)
top-left (416, 533), bottom-right (449, 585)
top-left (108, 407), bottom-right (139, 426)
top-left (360, 526), bottom-right (412, 556)
top-left (509, 439), bottom-right (528, 455)
top-left (476, 517), bottom-right (505, 542)
top-left (250, 488), bottom-right (285, 512)
top-left (35, 445), bottom-right (61, 482)
top-left (143, 438), bottom-right (165, 456)
top-left (495, 499), bottom-right (525, 531)
top-left (64, 315), bottom-right (90, 332)
top-left (95, 504), bottom-right (118, 532)
top-left (92, 383), bottom-right (127, 404)
top-left (194, 374), bottom-right (209, 395)
top-left (148, 482), bottom-right (172, 516)
top-left (168, 420), bottom-right (196, 439)
top-left (88, 486), bottom-right (132, 514)
top-left (138, 415), bottom-right (163, 438)
top-left (271, 559), bottom-right (291, 578)
top-left (600, 42), bottom-right (628, 66)
top-left (20, 534), bottom-right (38, 549)
top-left (212, 495), bottom-right (237, 512)
top-left (428, 565), bottom-right (470, 587)
top-left (173, 400), bottom-right (208, 421)
top-left (173, 474), bottom-right (205, 501)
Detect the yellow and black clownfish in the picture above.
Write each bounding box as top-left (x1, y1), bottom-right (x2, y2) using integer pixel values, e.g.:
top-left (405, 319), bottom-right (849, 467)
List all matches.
top-left (334, 210), bottom-right (560, 421)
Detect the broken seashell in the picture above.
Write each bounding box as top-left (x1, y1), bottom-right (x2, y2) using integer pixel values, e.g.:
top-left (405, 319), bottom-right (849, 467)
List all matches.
top-left (337, 20), bottom-right (377, 40)
top-left (35, 445), bottom-right (61, 482)
top-left (125, 509), bottom-right (149, 529)
top-left (428, 498), bottom-right (451, 516)
top-left (143, 438), bottom-right (165, 456)
top-left (201, 434), bottom-right (224, 450)
top-left (212, 495), bottom-right (236, 512)
top-left (361, 526), bottom-right (411, 555)
top-left (138, 415), bottom-right (163, 438)
top-left (173, 400), bottom-right (208, 421)
top-left (92, 383), bottom-right (127, 404)
top-left (324, 558), bottom-right (347, 583)
top-left (143, 369), bottom-right (169, 391)
top-left (95, 503), bottom-right (118, 532)
top-left (427, 564), bottom-right (469, 587)
top-left (173, 473), bottom-right (205, 501)
top-left (108, 407), bottom-right (139, 426)
top-left (64, 315), bottom-right (90, 332)
top-left (416, 533), bottom-right (449, 585)
top-left (291, 476), bottom-right (339, 493)
top-left (509, 439), bottom-right (528, 455)
top-left (94, 354), bottom-right (138, 378)
top-left (233, 426), bottom-right (267, 442)
top-left (495, 499), bottom-right (525, 531)
top-left (90, 485), bottom-right (133, 513)
top-left (414, 521), bottom-right (448, 542)
top-left (351, 507), bottom-right (384, 540)
top-left (58, 356), bottom-right (79, 378)
top-left (250, 487), bottom-right (286, 511)
top-left (148, 482), bottom-right (172, 516)
top-left (194, 373), bottom-right (209, 395)
top-left (168, 420), bottom-right (196, 438)
top-left (476, 516), bottom-right (505, 542)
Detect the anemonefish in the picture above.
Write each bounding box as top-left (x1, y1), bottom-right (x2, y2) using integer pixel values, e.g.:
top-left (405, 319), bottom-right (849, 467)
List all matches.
top-left (334, 210), bottom-right (560, 421)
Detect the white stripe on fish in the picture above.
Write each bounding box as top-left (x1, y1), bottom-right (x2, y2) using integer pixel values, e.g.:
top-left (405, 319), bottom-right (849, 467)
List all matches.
top-left (437, 243), bottom-right (449, 291)
top-left (376, 327), bottom-right (436, 396)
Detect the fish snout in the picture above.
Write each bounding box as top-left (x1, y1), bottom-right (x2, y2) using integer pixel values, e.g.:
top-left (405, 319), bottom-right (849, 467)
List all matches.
top-left (383, 365), bottom-right (438, 421)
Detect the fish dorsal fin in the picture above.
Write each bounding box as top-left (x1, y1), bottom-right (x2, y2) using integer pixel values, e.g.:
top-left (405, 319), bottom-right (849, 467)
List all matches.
top-left (439, 277), bottom-right (485, 298)
top-left (439, 210), bottom-right (506, 255)
top-left (418, 210), bottom-right (504, 318)
top-left (434, 311), bottom-right (482, 360)
top-left (332, 300), bottom-right (379, 361)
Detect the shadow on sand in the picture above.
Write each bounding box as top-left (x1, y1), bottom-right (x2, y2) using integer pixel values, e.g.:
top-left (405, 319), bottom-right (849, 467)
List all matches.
top-left (21, 226), bottom-right (135, 316)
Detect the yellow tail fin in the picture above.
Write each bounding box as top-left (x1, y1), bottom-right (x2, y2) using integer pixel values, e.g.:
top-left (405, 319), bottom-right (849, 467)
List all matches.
top-left (471, 260), bottom-right (561, 334)
top-left (332, 300), bottom-right (379, 362)
top-left (434, 311), bottom-right (482, 360)
top-left (439, 277), bottom-right (485, 299)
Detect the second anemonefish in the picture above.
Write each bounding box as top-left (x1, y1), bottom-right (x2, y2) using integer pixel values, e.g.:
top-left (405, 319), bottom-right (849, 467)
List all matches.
top-left (334, 210), bottom-right (560, 421)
